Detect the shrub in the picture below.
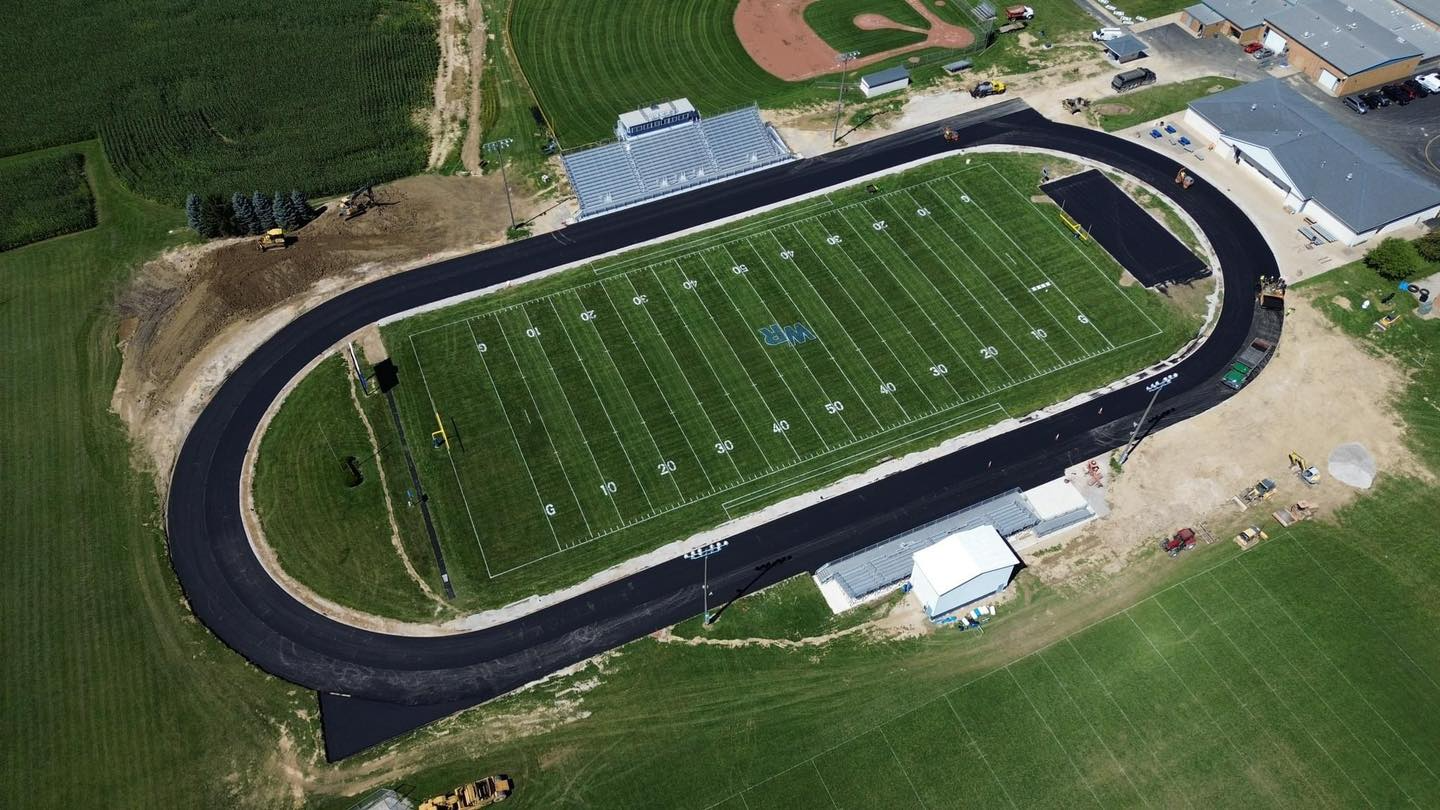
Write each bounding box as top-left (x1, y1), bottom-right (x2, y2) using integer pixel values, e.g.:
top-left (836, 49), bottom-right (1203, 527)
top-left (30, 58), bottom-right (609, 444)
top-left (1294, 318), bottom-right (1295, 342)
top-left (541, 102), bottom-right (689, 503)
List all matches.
top-left (1415, 231), bottom-right (1440, 263)
top-left (1364, 238), bottom-right (1421, 281)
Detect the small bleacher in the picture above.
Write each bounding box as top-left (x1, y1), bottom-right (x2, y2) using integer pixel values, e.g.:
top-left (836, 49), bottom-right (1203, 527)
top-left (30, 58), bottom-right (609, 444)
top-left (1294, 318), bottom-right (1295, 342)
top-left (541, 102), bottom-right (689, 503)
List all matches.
top-left (562, 100), bottom-right (794, 220)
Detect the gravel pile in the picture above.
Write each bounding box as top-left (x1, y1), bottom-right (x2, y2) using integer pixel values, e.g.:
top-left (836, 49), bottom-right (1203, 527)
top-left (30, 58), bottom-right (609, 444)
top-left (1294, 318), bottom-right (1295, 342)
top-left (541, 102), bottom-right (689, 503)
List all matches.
top-left (1328, 442), bottom-right (1377, 489)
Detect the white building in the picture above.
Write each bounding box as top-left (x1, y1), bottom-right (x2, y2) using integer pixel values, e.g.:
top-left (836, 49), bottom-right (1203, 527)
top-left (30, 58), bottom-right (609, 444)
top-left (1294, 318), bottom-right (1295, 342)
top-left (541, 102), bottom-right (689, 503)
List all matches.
top-left (859, 66), bottom-right (910, 98)
top-left (1023, 478), bottom-right (1096, 536)
top-left (1186, 79), bottom-right (1440, 246)
top-left (909, 525), bottom-right (1021, 618)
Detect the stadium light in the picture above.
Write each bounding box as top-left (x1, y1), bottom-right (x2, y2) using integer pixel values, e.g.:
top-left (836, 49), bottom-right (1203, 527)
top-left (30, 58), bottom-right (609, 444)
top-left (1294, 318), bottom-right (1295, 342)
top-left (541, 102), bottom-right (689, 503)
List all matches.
top-left (1120, 372), bottom-right (1179, 464)
top-left (832, 51), bottom-right (862, 145)
top-left (483, 138), bottom-right (517, 229)
top-left (684, 541), bottom-right (729, 623)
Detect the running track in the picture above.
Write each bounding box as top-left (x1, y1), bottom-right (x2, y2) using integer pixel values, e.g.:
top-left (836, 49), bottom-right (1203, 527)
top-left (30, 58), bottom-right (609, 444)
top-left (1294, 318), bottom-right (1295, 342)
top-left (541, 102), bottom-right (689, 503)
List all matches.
top-left (165, 102), bottom-right (1281, 760)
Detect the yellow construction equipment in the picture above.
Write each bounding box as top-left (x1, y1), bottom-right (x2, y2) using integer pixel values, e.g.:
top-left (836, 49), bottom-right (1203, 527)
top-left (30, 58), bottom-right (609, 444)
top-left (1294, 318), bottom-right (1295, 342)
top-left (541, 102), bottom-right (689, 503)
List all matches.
top-left (1234, 526), bottom-right (1268, 550)
top-left (1232, 478), bottom-right (1277, 509)
top-left (1288, 452), bottom-right (1321, 485)
top-left (1258, 276), bottom-right (1287, 310)
top-left (337, 184), bottom-right (376, 219)
top-left (418, 775), bottom-right (513, 810)
top-left (258, 228), bottom-right (289, 251)
top-left (1273, 500), bottom-right (1317, 527)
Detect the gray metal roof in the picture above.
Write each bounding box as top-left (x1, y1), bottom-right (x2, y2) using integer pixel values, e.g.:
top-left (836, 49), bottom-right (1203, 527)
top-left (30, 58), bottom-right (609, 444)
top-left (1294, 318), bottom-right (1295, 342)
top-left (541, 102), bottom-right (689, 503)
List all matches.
top-left (1186, 3), bottom-right (1226, 25)
top-left (563, 106), bottom-right (793, 219)
top-left (1189, 78), bottom-right (1440, 232)
top-left (1341, 0), bottom-right (1440, 61)
top-left (862, 66), bottom-right (911, 86)
top-left (1105, 34), bottom-right (1149, 58)
top-left (814, 490), bottom-right (1038, 600)
top-left (1394, 0), bottom-right (1440, 26)
top-left (1198, 0), bottom-right (1292, 31)
top-left (1266, 0), bottom-right (1422, 74)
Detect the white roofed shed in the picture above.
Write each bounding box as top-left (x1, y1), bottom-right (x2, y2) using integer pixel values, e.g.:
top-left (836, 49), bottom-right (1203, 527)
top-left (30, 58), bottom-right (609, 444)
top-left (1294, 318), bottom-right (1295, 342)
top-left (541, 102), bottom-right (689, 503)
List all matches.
top-left (909, 526), bottom-right (1020, 618)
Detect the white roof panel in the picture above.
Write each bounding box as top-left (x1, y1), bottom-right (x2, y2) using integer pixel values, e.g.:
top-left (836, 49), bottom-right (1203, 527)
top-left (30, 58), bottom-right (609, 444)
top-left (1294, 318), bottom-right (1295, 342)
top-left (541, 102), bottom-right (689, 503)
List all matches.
top-left (910, 525), bottom-right (1019, 595)
top-left (1024, 479), bottom-right (1090, 520)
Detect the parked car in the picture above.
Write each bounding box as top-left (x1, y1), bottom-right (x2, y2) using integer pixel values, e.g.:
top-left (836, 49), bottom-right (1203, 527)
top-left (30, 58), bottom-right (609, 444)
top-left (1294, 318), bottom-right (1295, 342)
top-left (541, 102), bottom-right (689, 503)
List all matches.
top-left (1416, 73), bottom-right (1440, 94)
top-left (1243, 41), bottom-right (1264, 54)
top-left (1342, 95), bottom-right (1368, 115)
top-left (1382, 84), bottom-right (1412, 105)
top-left (1251, 47), bottom-right (1275, 60)
top-left (1360, 91), bottom-right (1389, 109)
top-left (1092, 27), bottom-right (1124, 41)
top-left (1111, 67), bottom-right (1157, 92)
top-left (1404, 78), bottom-right (1430, 98)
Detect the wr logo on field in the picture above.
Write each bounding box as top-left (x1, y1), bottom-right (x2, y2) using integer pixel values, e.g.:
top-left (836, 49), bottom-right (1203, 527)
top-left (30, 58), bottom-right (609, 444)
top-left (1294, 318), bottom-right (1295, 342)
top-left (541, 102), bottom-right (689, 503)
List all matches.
top-left (760, 322), bottom-right (817, 346)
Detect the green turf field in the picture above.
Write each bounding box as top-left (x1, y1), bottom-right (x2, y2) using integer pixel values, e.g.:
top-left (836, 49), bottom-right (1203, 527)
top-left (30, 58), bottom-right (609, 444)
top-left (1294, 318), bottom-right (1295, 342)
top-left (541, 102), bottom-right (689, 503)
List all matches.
top-left (803, 0), bottom-right (932, 54)
top-left (2, 0), bottom-right (435, 203)
top-left (364, 154), bottom-right (1195, 612)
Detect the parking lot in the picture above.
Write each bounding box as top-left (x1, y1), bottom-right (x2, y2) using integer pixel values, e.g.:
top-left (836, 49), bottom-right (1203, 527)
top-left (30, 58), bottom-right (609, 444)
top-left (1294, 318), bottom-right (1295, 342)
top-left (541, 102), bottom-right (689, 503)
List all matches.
top-left (1281, 74), bottom-right (1440, 181)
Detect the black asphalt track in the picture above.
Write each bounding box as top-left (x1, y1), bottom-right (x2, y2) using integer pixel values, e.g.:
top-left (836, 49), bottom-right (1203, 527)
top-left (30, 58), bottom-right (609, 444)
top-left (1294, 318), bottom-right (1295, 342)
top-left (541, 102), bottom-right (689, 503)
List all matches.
top-left (1043, 169), bottom-right (1209, 287)
top-left (165, 101), bottom-right (1281, 761)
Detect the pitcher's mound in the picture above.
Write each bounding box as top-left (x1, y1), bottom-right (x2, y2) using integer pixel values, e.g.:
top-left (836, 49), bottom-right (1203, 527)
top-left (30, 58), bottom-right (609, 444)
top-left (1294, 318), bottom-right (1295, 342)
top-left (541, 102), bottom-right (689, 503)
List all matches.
top-left (1328, 442), bottom-right (1377, 489)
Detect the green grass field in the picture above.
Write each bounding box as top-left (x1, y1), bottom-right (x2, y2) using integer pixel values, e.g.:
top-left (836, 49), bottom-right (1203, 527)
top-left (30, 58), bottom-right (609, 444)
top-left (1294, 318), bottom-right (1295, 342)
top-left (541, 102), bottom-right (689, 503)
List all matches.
top-left (0, 147), bottom-right (96, 251)
top-left (0, 141), bottom-right (304, 807)
top-left (2, 0), bottom-right (436, 203)
top-left (803, 0), bottom-right (931, 54)
top-left (255, 356), bottom-right (446, 620)
top-left (1093, 76), bottom-right (1244, 132)
top-left (343, 154), bottom-right (1196, 614)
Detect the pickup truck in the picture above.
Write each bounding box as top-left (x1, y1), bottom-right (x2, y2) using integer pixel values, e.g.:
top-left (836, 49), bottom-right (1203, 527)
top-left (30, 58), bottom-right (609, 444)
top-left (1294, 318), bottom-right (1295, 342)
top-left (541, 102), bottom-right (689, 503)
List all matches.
top-left (1221, 338), bottom-right (1274, 390)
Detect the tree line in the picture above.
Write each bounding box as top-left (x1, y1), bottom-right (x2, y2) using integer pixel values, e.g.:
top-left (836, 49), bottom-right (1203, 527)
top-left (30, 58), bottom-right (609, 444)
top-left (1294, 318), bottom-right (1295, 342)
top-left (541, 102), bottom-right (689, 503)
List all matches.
top-left (185, 190), bottom-right (315, 238)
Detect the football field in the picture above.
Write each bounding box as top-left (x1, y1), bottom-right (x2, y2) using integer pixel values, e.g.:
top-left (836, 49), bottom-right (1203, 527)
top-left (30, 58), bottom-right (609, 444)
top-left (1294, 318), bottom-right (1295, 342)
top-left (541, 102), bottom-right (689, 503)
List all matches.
top-left (386, 157), bottom-right (1191, 602)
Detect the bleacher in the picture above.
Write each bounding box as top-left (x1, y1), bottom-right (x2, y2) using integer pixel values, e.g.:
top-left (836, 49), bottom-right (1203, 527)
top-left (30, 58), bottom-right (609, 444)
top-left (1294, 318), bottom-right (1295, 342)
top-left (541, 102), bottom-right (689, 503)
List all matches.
top-left (562, 104), bottom-right (794, 219)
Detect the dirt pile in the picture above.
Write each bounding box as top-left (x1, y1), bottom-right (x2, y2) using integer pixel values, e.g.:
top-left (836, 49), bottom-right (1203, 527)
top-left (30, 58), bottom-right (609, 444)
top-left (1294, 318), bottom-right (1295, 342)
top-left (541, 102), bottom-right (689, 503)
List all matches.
top-left (113, 173), bottom-right (543, 490)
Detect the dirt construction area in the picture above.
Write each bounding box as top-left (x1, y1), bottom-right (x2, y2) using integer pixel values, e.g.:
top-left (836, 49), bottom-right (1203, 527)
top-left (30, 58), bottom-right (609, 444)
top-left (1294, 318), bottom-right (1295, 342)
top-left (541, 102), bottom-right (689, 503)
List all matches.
top-left (113, 173), bottom-right (548, 491)
top-left (735, 0), bottom-right (976, 81)
top-left (1026, 293), bottom-right (1430, 589)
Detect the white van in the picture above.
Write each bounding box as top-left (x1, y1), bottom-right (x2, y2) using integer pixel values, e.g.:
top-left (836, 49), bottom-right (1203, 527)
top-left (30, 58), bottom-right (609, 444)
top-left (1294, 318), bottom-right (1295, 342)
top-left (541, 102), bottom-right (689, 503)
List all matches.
top-left (1092, 27), bottom-right (1125, 41)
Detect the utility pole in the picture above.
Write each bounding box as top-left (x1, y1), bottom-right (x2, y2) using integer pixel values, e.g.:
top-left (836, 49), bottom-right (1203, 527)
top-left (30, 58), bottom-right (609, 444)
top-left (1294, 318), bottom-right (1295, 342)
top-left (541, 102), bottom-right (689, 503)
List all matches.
top-left (683, 541), bottom-right (729, 624)
top-left (832, 51), bottom-right (861, 144)
top-left (483, 138), bottom-right (516, 229)
top-left (1121, 372), bottom-right (1178, 464)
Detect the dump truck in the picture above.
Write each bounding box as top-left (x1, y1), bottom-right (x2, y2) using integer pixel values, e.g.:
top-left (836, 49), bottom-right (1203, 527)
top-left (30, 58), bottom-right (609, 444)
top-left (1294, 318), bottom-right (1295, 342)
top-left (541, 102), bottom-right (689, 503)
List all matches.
top-left (1221, 338), bottom-right (1274, 390)
top-left (258, 228), bottom-right (289, 251)
top-left (419, 775), bottom-right (512, 810)
top-left (970, 80), bottom-right (1007, 98)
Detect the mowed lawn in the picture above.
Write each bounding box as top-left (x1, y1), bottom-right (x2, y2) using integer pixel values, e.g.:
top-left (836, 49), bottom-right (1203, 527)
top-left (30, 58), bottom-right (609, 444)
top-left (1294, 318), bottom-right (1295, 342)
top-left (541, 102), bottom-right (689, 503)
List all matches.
top-left (710, 520), bottom-right (1440, 809)
top-left (370, 154), bottom-right (1195, 612)
top-left (509, 0), bottom-right (799, 145)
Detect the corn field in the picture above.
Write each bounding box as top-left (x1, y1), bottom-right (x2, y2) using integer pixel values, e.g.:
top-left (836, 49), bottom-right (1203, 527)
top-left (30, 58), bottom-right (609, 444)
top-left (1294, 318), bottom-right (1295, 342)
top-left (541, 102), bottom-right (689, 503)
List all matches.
top-left (2, 1), bottom-right (438, 205)
top-left (0, 151), bottom-right (96, 251)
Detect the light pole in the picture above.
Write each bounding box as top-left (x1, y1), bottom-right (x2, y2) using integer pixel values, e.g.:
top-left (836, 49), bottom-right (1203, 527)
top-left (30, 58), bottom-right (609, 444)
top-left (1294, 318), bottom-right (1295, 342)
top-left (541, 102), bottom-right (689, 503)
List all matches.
top-left (832, 51), bottom-right (861, 144)
top-left (483, 138), bottom-right (516, 229)
top-left (683, 541), bottom-right (729, 624)
top-left (1121, 372), bottom-right (1178, 464)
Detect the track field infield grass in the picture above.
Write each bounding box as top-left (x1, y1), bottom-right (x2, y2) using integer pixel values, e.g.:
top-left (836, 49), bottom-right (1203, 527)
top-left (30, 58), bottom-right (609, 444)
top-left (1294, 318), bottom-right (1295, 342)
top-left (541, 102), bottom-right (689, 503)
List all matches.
top-left (337, 153), bottom-right (1200, 614)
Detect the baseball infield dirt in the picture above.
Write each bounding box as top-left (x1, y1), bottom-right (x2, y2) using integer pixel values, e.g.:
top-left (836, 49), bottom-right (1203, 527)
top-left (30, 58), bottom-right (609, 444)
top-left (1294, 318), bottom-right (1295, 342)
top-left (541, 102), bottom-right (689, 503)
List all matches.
top-left (735, 0), bottom-right (976, 81)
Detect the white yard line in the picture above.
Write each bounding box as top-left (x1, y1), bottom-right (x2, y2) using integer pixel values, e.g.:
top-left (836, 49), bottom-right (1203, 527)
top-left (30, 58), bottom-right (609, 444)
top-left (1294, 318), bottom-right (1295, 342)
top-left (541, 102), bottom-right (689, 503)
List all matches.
top-left (547, 297), bottom-right (657, 513)
top-left (402, 335), bottom-right (480, 570)
top-left (1005, 666), bottom-right (1107, 808)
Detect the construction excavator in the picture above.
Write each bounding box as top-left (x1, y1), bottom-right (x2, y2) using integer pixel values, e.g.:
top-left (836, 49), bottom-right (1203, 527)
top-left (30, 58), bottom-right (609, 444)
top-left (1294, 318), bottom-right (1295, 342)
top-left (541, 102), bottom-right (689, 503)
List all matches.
top-left (418, 775), bottom-right (513, 810)
top-left (1288, 451), bottom-right (1321, 486)
top-left (337, 184), bottom-right (377, 219)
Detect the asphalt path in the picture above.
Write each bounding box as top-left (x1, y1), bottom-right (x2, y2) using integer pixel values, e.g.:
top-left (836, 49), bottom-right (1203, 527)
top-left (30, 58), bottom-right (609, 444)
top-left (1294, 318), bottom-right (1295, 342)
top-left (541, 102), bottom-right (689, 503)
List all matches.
top-left (165, 101), bottom-right (1280, 760)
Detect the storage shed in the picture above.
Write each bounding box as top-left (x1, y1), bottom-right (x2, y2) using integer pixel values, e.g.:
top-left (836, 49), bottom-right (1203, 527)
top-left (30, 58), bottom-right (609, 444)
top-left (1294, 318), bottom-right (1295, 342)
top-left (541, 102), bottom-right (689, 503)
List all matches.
top-left (859, 66), bottom-right (911, 98)
top-left (909, 526), bottom-right (1021, 618)
top-left (1103, 34), bottom-right (1149, 63)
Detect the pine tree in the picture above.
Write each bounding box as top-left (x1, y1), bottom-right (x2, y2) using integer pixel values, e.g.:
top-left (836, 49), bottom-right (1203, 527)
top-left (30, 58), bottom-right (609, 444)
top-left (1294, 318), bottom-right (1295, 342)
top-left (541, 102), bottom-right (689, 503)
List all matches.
top-left (231, 192), bottom-right (256, 236)
top-left (289, 190), bottom-right (313, 225)
top-left (185, 193), bottom-right (203, 235)
top-left (198, 195), bottom-right (227, 238)
top-left (252, 191), bottom-right (274, 232)
top-left (272, 190), bottom-right (292, 230)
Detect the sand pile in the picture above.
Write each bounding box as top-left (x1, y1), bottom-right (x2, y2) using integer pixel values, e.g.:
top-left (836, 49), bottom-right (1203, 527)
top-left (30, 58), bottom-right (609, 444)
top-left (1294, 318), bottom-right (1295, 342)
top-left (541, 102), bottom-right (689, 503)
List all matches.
top-left (1328, 443), bottom-right (1377, 489)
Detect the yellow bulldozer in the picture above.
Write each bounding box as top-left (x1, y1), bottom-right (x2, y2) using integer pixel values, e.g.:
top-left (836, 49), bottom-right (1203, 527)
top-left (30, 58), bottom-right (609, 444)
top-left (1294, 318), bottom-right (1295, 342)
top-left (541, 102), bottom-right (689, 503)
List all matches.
top-left (419, 775), bottom-right (513, 810)
top-left (258, 228), bottom-right (289, 251)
